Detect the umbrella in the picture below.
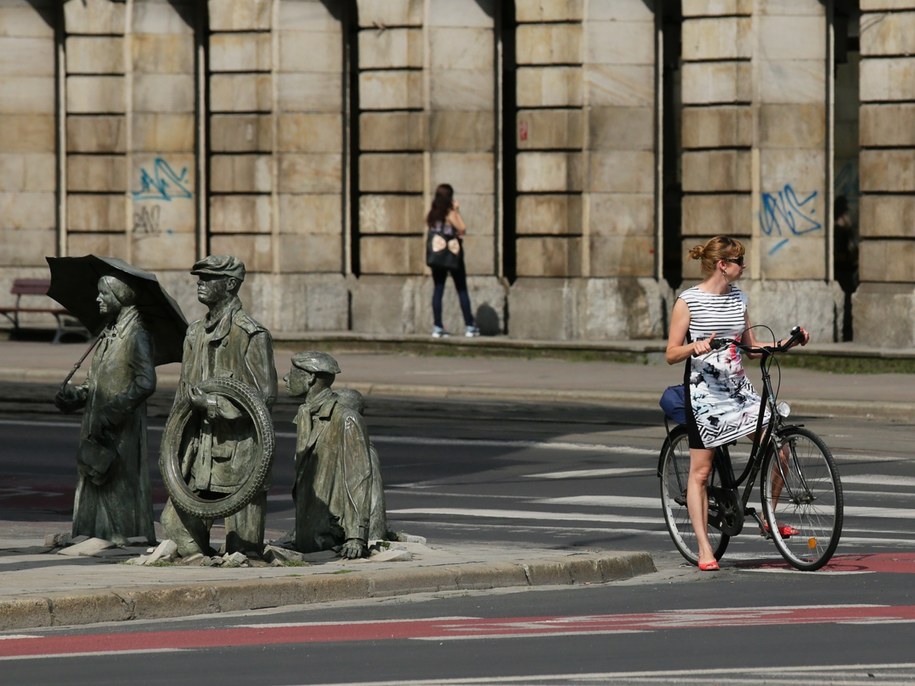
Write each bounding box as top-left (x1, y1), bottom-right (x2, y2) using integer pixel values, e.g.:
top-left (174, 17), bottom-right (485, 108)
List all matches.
top-left (46, 255), bottom-right (188, 366)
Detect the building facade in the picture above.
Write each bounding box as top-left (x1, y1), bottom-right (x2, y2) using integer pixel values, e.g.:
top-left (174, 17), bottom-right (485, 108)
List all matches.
top-left (1, 0), bottom-right (911, 346)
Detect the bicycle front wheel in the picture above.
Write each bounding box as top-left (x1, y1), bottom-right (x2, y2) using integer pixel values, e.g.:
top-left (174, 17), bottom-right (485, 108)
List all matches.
top-left (761, 427), bottom-right (843, 571)
top-left (659, 426), bottom-right (729, 565)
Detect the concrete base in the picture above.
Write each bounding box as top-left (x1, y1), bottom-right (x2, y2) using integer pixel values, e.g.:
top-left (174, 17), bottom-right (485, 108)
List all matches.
top-left (740, 279), bottom-right (845, 345)
top-left (507, 277), bottom-right (673, 341)
top-left (350, 274), bottom-right (508, 337)
top-left (853, 283), bottom-right (915, 348)
top-left (1, 265), bottom-right (873, 346)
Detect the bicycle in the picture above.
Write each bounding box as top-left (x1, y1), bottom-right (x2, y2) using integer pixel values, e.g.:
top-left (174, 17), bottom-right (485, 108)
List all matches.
top-left (658, 326), bottom-right (844, 571)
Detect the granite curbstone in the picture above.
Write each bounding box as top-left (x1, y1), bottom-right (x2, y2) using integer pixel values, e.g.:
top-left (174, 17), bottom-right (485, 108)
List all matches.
top-left (0, 597), bottom-right (52, 631)
top-left (368, 565), bottom-right (462, 596)
top-left (123, 585), bottom-right (219, 622)
top-left (0, 553), bottom-right (656, 631)
top-left (453, 562), bottom-right (530, 591)
top-left (211, 577), bottom-right (318, 613)
top-left (598, 551), bottom-right (657, 581)
top-left (49, 592), bottom-right (132, 627)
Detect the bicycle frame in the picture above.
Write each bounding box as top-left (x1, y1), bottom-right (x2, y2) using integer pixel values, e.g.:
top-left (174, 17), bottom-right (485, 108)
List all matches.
top-left (659, 327), bottom-right (843, 569)
top-left (681, 334), bottom-right (803, 538)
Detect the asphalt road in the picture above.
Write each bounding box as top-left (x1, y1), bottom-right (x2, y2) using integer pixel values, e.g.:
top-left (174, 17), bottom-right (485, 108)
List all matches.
top-left (1, 390), bottom-right (914, 684)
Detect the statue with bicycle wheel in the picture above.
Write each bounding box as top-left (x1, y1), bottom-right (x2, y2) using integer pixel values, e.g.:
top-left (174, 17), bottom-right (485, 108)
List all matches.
top-left (159, 256), bottom-right (277, 559)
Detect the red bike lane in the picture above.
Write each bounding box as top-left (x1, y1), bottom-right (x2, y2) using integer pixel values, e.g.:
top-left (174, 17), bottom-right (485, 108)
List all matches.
top-left (2, 603), bottom-right (915, 659)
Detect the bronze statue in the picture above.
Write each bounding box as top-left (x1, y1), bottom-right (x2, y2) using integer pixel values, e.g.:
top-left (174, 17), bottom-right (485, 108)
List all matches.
top-left (286, 352), bottom-right (375, 559)
top-left (55, 275), bottom-right (157, 545)
top-left (334, 388), bottom-right (389, 542)
top-left (160, 256), bottom-right (277, 557)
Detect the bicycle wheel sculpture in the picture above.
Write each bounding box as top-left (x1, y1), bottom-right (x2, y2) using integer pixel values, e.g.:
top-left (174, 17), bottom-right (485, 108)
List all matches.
top-left (761, 427), bottom-right (843, 571)
top-left (659, 425), bottom-right (729, 565)
top-left (159, 376), bottom-right (274, 519)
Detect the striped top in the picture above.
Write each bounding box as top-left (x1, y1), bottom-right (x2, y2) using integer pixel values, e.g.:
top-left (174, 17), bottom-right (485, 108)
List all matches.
top-left (678, 284), bottom-right (763, 448)
top-left (679, 284), bottom-right (748, 343)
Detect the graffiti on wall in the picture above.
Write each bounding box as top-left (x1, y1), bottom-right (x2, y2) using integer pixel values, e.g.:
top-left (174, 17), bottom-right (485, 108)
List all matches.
top-left (132, 205), bottom-right (161, 235)
top-left (132, 158), bottom-right (193, 202)
top-left (131, 157), bottom-right (192, 238)
top-left (757, 184), bottom-right (822, 255)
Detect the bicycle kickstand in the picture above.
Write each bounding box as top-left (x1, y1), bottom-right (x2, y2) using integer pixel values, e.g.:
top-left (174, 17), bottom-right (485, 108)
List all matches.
top-left (746, 507), bottom-right (771, 539)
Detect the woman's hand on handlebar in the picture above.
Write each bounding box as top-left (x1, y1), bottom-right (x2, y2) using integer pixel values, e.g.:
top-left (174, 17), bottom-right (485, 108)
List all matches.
top-left (783, 326), bottom-right (810, 349)
top-left (693, 332), bottom-right (716, 356)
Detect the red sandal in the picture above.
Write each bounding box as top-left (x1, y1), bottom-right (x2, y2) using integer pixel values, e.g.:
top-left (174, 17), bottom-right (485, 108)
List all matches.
top-left (698, 560), bottom-right (720, 571)
top-left (764, 523), bottom-right (800, 538)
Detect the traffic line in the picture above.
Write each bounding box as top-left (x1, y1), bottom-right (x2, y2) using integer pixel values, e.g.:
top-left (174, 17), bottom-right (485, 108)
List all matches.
top-left (2, 605), bottom-right (914, 659)
top-left (308, 662), bottom-right (915, 686)
top-left (386, 507), bottom-right (661, 525)
top-left (526, 467), bottom-right (653, 479)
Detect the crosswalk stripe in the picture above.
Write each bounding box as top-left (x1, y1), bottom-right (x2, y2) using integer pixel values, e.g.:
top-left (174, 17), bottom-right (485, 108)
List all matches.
top-left (387, 508), bottom-right (660, 525)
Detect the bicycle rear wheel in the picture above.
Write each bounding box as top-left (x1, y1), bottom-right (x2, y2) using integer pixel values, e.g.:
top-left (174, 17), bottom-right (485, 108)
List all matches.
top-left (761, 427), bottom-right (843, 571)
top-left (659, 426), bottom-right (729, 565)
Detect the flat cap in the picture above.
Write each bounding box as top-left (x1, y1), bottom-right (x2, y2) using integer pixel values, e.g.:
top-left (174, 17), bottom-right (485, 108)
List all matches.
top-left (191, 255), bottom-right (245, 281)
top-left (291, 351), bottom-right (341, 375)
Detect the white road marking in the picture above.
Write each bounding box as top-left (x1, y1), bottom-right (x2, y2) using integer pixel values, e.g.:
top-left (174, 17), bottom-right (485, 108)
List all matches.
top-left (843, 475), bottom-right (915, 487)
top-left (305, 662), bottom-right (915, 685)
top-left (387, 508), bottom-right (661, 525)
top-left (532, 495), bottom-right (658, 508)
top-left (527, 467), bottom-right (653, 479)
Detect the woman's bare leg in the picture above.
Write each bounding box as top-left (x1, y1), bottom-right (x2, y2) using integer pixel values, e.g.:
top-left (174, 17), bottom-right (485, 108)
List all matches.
top-left (687, 447), bottom-right (716, 564)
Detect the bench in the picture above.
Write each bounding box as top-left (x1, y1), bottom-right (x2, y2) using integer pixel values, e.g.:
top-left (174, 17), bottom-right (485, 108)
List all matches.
top-left (0, 278), bottom-right (89, 344)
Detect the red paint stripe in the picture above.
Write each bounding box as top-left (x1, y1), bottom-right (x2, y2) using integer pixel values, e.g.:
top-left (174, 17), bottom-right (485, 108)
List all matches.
top-left (4, 605), bottom-right (915, 658)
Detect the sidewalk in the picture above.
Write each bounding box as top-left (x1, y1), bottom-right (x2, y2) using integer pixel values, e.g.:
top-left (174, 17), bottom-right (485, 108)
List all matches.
top-left (0, 333), bottom-right (911, 632)
top-left (1, 334), bottom-right (913, 420)
top-left (0, 537), bottom-right (655, 632)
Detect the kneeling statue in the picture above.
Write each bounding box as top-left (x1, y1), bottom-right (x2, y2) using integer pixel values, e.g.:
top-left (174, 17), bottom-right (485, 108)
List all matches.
top-left (285, 352), bottom-right (382, 559)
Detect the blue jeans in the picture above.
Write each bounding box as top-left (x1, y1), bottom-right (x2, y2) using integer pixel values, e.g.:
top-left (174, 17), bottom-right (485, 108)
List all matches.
top-left (431, 265), bottom-right (474, 328)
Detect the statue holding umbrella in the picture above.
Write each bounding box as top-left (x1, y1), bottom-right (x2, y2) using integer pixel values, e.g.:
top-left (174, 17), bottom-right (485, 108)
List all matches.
top-left (47, 255), bottom-right (187, 546)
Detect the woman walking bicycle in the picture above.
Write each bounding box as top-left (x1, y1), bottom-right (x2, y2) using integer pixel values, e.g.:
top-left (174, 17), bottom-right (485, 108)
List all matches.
top-left (665, 236), bottom-right (808, 570)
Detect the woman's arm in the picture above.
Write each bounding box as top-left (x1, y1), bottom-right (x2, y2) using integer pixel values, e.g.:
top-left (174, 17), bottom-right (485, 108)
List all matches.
top-left (666, 299), bottom-right (714, 365)
top-left (448, 201), bottom-right (466, 236)
top-left (742, 313), bottom-right (809, 355)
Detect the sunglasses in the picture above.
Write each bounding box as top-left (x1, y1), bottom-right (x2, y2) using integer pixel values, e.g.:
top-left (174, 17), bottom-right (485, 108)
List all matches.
top-left (724, 256), bottom-right (745, 266)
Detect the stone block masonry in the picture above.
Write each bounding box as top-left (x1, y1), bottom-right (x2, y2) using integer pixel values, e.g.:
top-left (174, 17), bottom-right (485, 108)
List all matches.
top-left (0, 0), bottom-right (912, 346)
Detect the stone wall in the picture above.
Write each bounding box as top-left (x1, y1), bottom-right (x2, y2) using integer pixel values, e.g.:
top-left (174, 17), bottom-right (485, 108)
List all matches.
top-left (509, 0), bottom-right (668, 340)
top-left (0, 0), bottom-right (912, 346)
top-left (855, 0), bottom-right (915, 346)
top-left (681, 0), bottom-right (840, 344)
top-left (0, 1), bottom-right (57, 266)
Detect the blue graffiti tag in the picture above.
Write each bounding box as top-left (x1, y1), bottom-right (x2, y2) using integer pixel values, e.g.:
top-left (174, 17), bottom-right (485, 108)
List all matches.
top-left (132, 158), bottom-right (193, 201)
top-left (757, 184), bottom-right (821, 255)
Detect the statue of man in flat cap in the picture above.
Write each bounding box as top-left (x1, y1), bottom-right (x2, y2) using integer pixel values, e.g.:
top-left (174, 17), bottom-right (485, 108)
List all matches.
top-left (285, 351), bottom-right (374, 559)
top-left (161, 255), bottom-right (278, 558)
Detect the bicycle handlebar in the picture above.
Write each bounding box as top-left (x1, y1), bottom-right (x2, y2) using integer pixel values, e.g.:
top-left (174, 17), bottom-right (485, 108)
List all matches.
top-left (709, 326), bottom-right (803, 355)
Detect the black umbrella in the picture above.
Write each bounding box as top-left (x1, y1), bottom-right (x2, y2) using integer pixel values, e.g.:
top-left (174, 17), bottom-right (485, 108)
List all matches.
top-left (46, 255), bottom-right (188, 366)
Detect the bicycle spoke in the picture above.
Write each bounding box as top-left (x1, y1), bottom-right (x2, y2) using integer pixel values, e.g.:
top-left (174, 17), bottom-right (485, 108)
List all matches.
top-left (761, 428), bottom-right (843, 571)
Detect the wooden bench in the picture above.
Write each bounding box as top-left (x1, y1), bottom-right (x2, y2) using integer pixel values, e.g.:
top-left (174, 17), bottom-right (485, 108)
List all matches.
top-left (0, 278), bottom-right (88, 344)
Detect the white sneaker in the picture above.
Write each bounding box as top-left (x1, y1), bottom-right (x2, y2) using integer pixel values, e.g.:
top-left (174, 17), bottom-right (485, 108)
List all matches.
top-left (464, 325), bottom-right (480, 338)
top-left (432, 326), bottom-right (449, 338)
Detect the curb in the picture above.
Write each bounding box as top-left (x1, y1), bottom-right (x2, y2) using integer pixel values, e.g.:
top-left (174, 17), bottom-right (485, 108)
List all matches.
top-left (0, 552), bottom-right (655, 631)
top-left (1, 370), bottom-right (912, 421)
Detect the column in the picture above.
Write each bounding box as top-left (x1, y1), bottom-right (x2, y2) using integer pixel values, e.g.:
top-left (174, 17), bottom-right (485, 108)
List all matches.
top-left (855, 1), bottom-right (915, 347)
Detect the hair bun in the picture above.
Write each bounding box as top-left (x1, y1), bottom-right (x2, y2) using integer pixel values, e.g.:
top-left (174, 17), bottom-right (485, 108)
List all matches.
top-left (688, 245), bottom-right (705, 261)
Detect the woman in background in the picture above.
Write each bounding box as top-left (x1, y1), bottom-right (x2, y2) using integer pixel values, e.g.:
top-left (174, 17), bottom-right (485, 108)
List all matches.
top-left (426, 183), bottom-right (479, 338)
